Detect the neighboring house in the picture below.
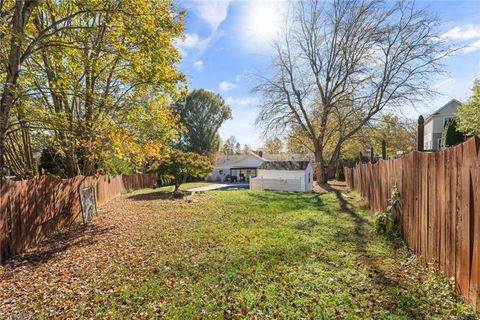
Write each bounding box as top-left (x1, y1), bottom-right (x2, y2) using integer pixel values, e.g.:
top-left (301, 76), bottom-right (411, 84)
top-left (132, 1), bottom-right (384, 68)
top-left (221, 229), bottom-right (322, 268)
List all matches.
top-left (424, 99), bottom-right (462, 151)
top-left (207, 152), bottom-right (314, 184)
top-left (206, 152), bottom-right (265, 182)
top-left (250, 161), bottom-right (313, 192)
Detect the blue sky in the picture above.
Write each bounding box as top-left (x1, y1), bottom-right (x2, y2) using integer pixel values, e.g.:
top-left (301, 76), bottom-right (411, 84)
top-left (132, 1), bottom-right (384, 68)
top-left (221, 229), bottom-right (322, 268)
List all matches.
top-left (177, 0), bottom-right (480, 149)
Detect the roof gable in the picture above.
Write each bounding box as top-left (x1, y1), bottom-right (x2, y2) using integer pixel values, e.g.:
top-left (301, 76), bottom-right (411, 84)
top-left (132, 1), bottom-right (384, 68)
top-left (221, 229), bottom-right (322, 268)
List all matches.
top-left (425, 99), bottom-right (462, 122)
top-left (262, 153), bottom-right (313, 161)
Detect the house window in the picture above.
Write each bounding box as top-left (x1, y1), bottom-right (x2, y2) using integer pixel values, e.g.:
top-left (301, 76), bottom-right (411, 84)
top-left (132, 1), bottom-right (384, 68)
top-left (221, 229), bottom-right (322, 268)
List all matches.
top-left (308, 173), bottom-right (311, 183)
top-left (219, 170), bottom-right (223, 175)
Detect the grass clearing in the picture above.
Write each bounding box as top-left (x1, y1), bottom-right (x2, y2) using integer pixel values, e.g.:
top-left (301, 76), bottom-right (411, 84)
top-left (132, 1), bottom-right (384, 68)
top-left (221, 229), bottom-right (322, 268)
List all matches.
top-left (157, 181), bottom-right (215, 192)
top-left (0, 189), bottom-right (476, 319)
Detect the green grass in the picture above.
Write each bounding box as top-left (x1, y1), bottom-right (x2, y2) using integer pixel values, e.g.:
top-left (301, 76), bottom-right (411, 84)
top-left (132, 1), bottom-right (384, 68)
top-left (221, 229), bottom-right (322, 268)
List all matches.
top-left (5, 188), bottom-right (474, 318)
top-left (96, 189), bottom-right (476, 319)
top-left (157, 181), bottom-right (215, 192)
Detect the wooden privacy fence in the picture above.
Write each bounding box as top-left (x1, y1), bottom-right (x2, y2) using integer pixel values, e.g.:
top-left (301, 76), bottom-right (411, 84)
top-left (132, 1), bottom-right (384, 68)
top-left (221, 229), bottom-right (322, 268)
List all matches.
top-left (0, 173), bottom-right (156, 263)
top-left (344, 136), bottom-right (480, 310)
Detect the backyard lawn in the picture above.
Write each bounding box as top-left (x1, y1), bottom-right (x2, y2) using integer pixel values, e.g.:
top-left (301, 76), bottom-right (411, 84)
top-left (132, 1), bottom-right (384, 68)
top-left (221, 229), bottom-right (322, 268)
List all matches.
top-left (0, 185), bottom-right (476, 319)
top-left (157, 181), bottom-right (215, 192)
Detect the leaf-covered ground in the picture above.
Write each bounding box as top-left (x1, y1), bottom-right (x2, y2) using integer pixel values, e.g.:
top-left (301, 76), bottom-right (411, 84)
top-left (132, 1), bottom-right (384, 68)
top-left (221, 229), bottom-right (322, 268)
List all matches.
top-left (0, 186), bottom-right (477, 319)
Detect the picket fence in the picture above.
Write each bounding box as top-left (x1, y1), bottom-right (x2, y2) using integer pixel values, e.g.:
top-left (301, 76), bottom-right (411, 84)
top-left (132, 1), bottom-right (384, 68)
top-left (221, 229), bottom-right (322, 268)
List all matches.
top-left (344, 136), bottom-right (480, 310)
top-left (0, 173), bottom-right (156, 263)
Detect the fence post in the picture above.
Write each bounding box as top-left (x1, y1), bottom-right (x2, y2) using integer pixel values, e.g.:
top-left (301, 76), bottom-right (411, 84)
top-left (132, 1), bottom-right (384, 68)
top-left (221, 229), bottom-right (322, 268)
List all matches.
top-left (417, 115), bottom-right (424, 151)
top-left (382, 140), bottom-right (387, 160)
top-left (370, 147), bottom-right (374, 162)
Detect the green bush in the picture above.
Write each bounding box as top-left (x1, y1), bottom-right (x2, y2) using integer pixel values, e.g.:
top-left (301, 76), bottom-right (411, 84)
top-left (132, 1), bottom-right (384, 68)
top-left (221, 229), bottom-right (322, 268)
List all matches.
top-left (157, 175), bottom-right (172, 187)
top-left (440, 118), bottom-right (464, 149)
top-left (375, 185), bottom-right (400, 234)
top-left (102, 156), bottom-right (133, 176)
top-left (39, 148), bottom-right (66, 178)
top-left (374, 211), bottom-right (394, 233)
top-left (335, 162), bottom-right (344, 181)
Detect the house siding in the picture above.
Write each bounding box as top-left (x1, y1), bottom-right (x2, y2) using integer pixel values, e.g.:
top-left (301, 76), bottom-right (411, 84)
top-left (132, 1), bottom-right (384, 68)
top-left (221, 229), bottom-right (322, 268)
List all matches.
top-left (423, 100), bottom-right (460, 151)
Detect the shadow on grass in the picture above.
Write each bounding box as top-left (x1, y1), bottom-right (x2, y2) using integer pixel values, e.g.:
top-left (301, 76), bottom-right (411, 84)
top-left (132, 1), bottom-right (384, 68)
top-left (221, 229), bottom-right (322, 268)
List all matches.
top-left (3, 223), bottom-right (113, 267)
top-left (246, 190), bottom-right (446, 317)
top-left (332, 190), bottom-right (434, 318)
top-left (127, 191), bottom-right (175, 201)
top-left (246, 190), bottom-right (326, 212)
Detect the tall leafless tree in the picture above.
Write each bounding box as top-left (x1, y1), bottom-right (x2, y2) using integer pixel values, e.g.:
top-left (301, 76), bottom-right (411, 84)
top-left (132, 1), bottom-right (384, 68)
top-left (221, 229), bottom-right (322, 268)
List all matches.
top-left (254, 0), bottom-right (455, 183)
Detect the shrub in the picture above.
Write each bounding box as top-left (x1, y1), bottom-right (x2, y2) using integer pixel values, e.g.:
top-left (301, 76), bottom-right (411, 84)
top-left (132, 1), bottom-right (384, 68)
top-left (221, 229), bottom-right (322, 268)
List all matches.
top-left (375, 185), bottom-right (400, 234)
top-left (374, 211), bottom-right (394, 233)
top-left (39, 148), bottom-right (66, 178)
top-left (335, 162), bottom-right (344, 181)
top-left (440, 118), bottom-right (464, 149)
top-left (153, 150), bottom-right (212, 193)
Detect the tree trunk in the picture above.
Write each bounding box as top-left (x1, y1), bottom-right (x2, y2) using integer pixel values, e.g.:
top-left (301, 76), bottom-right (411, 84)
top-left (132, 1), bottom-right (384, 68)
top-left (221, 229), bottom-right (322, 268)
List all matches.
top-left (0, 114), bottom-right (8, 180)
top-left (174, 182), bottom-right (180, 193)
top-left (64, 142), bottom-right (79, 177)
top-left (314, 147), bottom-right (327, 184)
top-left (0, 0), bottom-right (40, 179)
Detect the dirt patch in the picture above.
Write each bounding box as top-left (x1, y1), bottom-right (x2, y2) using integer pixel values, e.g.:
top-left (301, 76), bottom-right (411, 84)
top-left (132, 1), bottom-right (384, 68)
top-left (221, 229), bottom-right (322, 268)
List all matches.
top-left (313, 180), bottom-right (348, 193)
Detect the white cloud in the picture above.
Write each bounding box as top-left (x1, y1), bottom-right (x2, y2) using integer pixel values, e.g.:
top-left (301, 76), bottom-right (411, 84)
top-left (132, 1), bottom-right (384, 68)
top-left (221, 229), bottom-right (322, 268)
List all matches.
top-left (193, 60), bottom-right (204, 71)
top-left (219, 81), bottom-right (238, 91)
top-left (460, 39), bottom-right (480, 54)
top-left (442, 25), bottom-right (480, 40)
top-left (177, 1), bottom-right (231, 56)
top-left (190, 0), bottom-right (231, 33)
top-left (179, 33), bottom-right (212, 50)
top-left (225, 96), bottom-right (257, 108)
top-left (235, 73), bottom-right (245, 83)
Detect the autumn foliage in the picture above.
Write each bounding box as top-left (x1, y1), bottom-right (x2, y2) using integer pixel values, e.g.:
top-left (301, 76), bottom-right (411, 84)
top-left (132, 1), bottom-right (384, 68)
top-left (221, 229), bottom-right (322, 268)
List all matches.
top-left (0, 0), bottom-right (186, 178)
top-left (153, 150), bottom-right (213, 193)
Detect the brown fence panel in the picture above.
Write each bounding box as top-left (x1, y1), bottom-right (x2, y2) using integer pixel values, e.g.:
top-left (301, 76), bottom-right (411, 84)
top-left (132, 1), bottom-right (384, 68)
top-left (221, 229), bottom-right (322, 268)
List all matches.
top-left (345, 135), bottom-right (480, 311)
top-left (0, 182), bottom-right (7, 262)
top-left (0, 173), bottom-right (155, 262)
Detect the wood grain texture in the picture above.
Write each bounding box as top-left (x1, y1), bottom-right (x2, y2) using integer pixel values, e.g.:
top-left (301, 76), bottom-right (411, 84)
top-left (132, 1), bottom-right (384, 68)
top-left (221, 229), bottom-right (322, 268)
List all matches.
top-left (344, 136), bottom-right (480, 311)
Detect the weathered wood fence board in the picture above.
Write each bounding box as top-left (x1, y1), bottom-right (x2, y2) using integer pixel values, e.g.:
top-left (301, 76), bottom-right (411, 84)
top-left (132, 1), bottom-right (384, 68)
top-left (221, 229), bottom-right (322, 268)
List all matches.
top-left (344, 135), bottom-right (480, 310)
top-left (0, 173), bottom-right (155, 263)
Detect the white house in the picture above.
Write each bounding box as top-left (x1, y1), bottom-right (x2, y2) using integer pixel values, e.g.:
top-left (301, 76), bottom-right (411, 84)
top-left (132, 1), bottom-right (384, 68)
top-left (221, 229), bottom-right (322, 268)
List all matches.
top-left (424, 99), bottom-right (461, 151)
top-left (250, 161), bottom-right (313, 192)
top-left (206, 152), bottom-right (265, 182)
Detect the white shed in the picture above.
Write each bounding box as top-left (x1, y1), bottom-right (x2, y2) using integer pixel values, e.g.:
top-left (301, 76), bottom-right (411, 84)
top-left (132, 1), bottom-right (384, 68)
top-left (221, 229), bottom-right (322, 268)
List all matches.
top-left (250, 161), bottom-right (313, 192)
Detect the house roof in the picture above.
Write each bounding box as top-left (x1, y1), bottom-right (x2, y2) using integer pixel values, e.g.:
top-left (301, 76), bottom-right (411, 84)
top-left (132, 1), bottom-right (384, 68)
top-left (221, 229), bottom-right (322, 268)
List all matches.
top-left (258, 161), bottom-right (311, 171)
top-left (214, 152), bottom-right (265, 169)
top-left (262, 153), bottom-right (313, 161)
top-left (425, 99), bottom-right (462, 123)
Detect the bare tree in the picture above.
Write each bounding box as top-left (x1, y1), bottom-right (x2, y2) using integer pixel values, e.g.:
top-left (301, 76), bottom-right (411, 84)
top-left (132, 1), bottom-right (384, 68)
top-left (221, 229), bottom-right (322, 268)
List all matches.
top-left (254, 0), bottom-right (454, 183)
